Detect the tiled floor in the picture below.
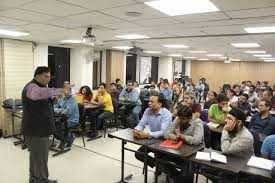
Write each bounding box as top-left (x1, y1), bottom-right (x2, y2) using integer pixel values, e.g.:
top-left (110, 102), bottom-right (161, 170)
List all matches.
top-left (0, 133), bottom-right (206, 183)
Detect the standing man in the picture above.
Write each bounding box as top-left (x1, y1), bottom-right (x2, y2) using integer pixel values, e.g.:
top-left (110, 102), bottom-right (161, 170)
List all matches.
top-left (22, 67), bottom-right (63, 183)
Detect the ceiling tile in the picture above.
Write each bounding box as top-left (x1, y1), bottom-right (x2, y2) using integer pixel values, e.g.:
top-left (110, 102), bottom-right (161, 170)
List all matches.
top-left (173, 12), bottom-right (229, 23)
top-left (104, 21), bottom-right (143, 31)
top-left (226, 7), bottom-right (275, 19)
top-left (58, 0), bottom-right (136, 10)
top-left (101, 3), bottom-right (168, 21)
top-left (0, 17), bottom-right (30, 26)
top-left (21, 0), bottom-right (88, 17)
top-left (135, 17), bottom-right (180, 27)
top-left (63, 12), bottom-right (122, 28)
top-left (0, 0), bottom-right (34, 10)
top-left (0, 9), bottom-right (56, 22)
top-left (22, 23), bottom-right (69, 33)
top-left (212, 0), bottom-right (275, 11)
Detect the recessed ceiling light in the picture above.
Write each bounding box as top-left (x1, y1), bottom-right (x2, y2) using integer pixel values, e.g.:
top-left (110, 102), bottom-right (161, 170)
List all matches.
top-left (143, 50), bottom-right (162, 54)
top-left (60, 40), bottom-right (82, 44)
top-left (163, 44), bottom-right (189, 48)
top-left (184, 56), bottom-right (197, 59)
top-left (144, 0), bottom-right (219, 16)
top-left (253, 54), bottom-right (272, 57)
top-left (189, 51), bottom-right (207, 53)
top-left (207, 54), bottom-right (223, 57)
top-left (112, 46), bottom-right (133, 50)
top-left (168, 54), bottom-right (182, 57)
top-left (231, 58), bottom-right (241, 61)
top-left (245, 26), bottom-right (275, 33)
top-left (0, 29), bottom-right (29, 37)
top-left (231, 43), bottom-right (260, 48)
top-left (244, 50), bottom-right (266, 54)
top-left (115, 34), bottom-right (149, 40)
top-left (198, 58), bottom-right (209, 61)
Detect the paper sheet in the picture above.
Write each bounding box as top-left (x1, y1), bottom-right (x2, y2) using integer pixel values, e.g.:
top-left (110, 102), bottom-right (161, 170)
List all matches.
top-left (247, 156), bottom-right (275, 170)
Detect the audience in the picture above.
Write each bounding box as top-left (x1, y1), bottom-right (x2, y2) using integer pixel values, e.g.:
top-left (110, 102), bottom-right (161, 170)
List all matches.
top-left (134, 93), bottom-right (172, 167)
top-left (115, 78), bottom-right (123, 92)
top-left (261, 134), bottom-right (275, 160)
top-left (54, 86), bottom-right (79, 147)
top-left (203, 91), bottom-right (217, 110)
top-left (237, 93), bottom-right (251, 117)
top-left (88, 83), bottom-right (114, 136)
top-left (208, 94), bottom-right (230, 150)
top-left (182, 93), bottom-right (202, 119)
top-left (75, 85), bottom-right (93, 104)
top-left (226, 89), bottom-right (238, 107)
top-left (221, 107), bottom-right (254, 157)
top-left (160, 79), bottom-right (173, 103)
top-left (119, 81), bottom-right (142, 125)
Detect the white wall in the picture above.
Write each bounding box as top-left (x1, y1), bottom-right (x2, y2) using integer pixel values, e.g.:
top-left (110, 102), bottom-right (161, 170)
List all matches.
top-left (33, 43), bottom-right (48, 69)
top-left (70, 47), bottom-right (93, 91)
top-left (158, 56), bottom-right (173, 82)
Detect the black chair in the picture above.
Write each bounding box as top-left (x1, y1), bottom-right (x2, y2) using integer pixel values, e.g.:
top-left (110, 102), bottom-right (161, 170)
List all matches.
top-left (103, 113), bottom-right (116, 138)
top-left (69, 124), bottom-right (86, 147)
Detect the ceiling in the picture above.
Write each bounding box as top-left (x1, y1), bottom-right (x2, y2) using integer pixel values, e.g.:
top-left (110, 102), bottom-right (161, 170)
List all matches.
top-left (1, 0), bottom-right (275, 61)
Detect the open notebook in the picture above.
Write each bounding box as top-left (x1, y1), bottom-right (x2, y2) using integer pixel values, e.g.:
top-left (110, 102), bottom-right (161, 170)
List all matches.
top-left (195, 151), bottom-right (227, 164)
top-left (247, 156), bottom-right (275, 170)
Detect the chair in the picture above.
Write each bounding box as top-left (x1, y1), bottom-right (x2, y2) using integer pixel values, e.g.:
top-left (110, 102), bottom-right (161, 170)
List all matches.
top-left (69, 124), bottom-right (86, 147)
top-left (103, 113), bottom-right (116, 138)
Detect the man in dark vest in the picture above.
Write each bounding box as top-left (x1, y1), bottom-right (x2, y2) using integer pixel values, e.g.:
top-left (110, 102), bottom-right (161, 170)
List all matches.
top-left (22, 66), bottom-right (63, 183)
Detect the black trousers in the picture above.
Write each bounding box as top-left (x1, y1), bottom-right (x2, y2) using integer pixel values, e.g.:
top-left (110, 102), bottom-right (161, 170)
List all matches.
top-left (135, 146), bottom-right (155, 168)
top-left (25, 136), bottom-right (50, 183)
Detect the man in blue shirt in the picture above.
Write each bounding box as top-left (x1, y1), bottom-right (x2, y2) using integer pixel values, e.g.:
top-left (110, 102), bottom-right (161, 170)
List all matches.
top-left (119, 81), bottom-right (142, 125)
top-left (160, 79), bottom-right (173, 109)
top-left (261, 135), bottom-right (275, 160)
top-left (55, 86), bottom-right (79, 147)
top-left (134, 93), bottom-right (172, 167)
top-left (248, 99), bottom-right (275, 155)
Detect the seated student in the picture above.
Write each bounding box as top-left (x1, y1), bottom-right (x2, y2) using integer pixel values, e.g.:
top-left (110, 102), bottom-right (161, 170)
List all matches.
top-left (119, 81), bottom-right (142, 125)
top-left (160, 79), bottom-right (173, 108)
top-left (54, 87), bottom-right (79, 147)
top-left (133, 81), bottom-right (140, 94)
top-left (182, 93), bottom-right (202, 119)
top-left (109, 83), bottom-right (120, 109)
top-left (115, 78), bottom-right (123, 92)
top-left (261, 135), bottom-right (275, 160)
top-left (221, 107), bottom-right (254, 157)
top-left (261, 89), bottom-right (273, 102)
top-left (88, 83), bottom-right (114, 135)
top-left (165, 104), bottom-right (204, 145)
top-left (203, 91), bottom-right (217, 110)
top-left (226, 88), bottom-right (238, 107)
top-left (134, 93), bottom-right (172, 168)
top-left (237, 93), bottom-right (251, 117)
top-left (233, 84), bottom-right (243, 97)
top-left (248, 99), bottom-right (275, 155)
top-left (208, 94), bottom-right (230, 150)
top-left (75, 85), bottom-right (93, 104)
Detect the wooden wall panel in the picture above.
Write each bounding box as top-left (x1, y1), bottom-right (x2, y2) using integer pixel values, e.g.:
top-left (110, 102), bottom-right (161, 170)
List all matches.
top-left (106, 50), bottom-right (125, 84)
top-left (191, 61), bottom-right (275, 92)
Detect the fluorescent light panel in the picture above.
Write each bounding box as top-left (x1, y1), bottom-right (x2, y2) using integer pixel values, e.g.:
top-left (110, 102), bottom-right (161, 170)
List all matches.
top-left (112, 46), bottom-right (133, 50)
top-left (144, 0), bottom-right (219, 16)
top-left (264, 60), bottom-right (275, 62)
top-left (184, 56), bottom-right (197, 59)
top-left (168, 54), bottom-right (182, 57)
top-left (143, 50), bottom-right (162, 54)
top-left (245, 26), bottom-right (275, 33)
top-left (60, 40), bottom-right (82, 44)
top-left (259, 57), bottom-right (275, 60)
top-left (231, 43), bottom-right (260, 48)
top-left (244, 50), bottom-right (266, 54)
top-left (0, 29), bottom-right (29, 37)
top-left (253, 54), bottom-right (272, 57)
top-left (163, 44), bottom-right (189, 48)
top-left (198, 58), bottom-right (209, 61)
top-left (115, 34), bottom-right (149, 39)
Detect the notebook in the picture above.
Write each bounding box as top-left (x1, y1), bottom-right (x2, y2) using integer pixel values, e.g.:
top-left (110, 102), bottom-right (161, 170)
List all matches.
top-left (160, 140), bottom-right (184, 149)
top-left (247, 156), bottom-right (275, 170)
top-left (195, 151), bottom-right (227, 164)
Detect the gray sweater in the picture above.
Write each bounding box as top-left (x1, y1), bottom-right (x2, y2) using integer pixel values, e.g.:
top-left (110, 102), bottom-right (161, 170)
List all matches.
top-left (221, 127), bottom-right (254, 157)
top-left (165, 118), bottom-right (204, 145)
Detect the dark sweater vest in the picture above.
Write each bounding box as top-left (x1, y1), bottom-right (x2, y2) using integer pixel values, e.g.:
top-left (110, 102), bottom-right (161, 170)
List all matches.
top-left (22, 79), bottom-right (55, 137)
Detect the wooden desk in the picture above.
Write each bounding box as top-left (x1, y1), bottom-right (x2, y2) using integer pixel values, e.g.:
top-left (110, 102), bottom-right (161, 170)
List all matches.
top-left (108, 129), bottom-right (160, 183)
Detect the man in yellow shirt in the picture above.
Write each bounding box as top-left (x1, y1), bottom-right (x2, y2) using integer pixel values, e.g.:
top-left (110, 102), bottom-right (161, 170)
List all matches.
top-left (89, 83), bottom-right (114, 132)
